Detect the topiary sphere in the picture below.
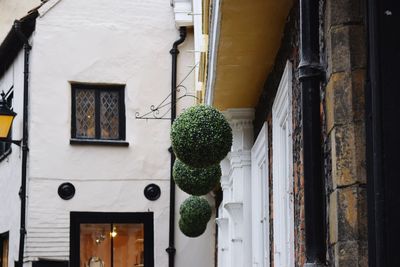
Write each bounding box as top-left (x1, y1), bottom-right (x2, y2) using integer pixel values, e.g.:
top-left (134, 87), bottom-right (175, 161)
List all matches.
top-left (179, 218), bottom-right (207, 238)
top-left (179, 196), bottom-right (212, 226)
top-left (171, 105), bottom-right (232, 168)
top-left (173, 159), bottom-right (221, 196)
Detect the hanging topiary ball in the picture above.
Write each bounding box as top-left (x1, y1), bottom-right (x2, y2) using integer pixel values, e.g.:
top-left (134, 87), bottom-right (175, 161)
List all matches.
top-left (173, 159), bottom-right (221, 196)
top-left (178, 218), bottom-right (207, 238)
top-left (179, 196), bottom-right (212, 226)
top-left (171, 105), bottom-right (232, 168)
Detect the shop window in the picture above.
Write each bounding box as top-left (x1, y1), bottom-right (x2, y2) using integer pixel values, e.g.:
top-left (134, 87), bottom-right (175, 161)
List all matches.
top-left (71, 84), bottom-right (125, 141)
top-left (70, 212), bottom-right (153, 267)
top-left (0, 232), bottom-right (9, 267)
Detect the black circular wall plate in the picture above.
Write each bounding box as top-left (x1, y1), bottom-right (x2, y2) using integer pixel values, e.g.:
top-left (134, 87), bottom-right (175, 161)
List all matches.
top-left (144, 184), bottom-right (161, 201)
top-left (58, 182), bottom-right (75, 200)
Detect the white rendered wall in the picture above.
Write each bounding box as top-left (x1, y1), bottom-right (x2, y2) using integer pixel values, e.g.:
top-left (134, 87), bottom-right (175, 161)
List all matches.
top-left (0, 51), bottom-right (25, 264)
top-left (19, 0), bottom-right (214, 266)
top-left (0, 0), bottom-right (41, 41)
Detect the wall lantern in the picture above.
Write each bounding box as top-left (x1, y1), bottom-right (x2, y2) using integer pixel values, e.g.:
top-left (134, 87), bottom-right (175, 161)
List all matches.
top-left (0, 92), bottom-right (20, 146)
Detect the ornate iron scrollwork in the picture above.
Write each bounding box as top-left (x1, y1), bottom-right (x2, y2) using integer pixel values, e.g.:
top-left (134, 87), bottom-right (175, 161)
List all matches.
top-left (135, 64), bottom-right (199, 120)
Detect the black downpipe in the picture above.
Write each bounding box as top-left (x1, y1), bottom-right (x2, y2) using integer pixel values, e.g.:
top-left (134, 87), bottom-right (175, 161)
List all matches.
top-left (298, 0), bottom-right (326, 266)
top-left (366, 0), bottom-right (385, 265)
top-left (166, 26), bottom-right (187, 267)
top-left (14, 20), bottom-right (31, 267)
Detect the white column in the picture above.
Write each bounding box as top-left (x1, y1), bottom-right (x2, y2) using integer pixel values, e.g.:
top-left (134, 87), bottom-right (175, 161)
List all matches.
top-left (217, 108), bottom-right (254, 267)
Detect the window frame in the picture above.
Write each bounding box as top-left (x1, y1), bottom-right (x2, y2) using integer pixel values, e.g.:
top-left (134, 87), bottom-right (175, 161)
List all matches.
top-left (70, 212), bottom-right (154, 267)
top-left (71, 83), bottom-right (126, 144)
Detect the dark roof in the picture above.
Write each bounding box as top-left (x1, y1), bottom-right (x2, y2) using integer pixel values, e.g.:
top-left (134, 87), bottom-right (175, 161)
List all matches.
top-left (0, 10), bottom-right (39, 78)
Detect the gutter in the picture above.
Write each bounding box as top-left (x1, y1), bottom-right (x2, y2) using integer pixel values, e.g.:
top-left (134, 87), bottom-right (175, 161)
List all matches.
top-left (167, 26), bottom-right (187, 267)
top-left (298, 0), bottom-right (326, 266)
top-left (13, 19), bottom-right (32, 267)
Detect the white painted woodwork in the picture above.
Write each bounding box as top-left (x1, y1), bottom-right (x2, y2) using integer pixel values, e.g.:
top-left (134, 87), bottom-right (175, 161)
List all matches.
top-left (251, 123), bottom-right (269, 267)
top-left (216, 108), bottom-right (254, 267)
top-left (272, 61), bottom-right (295, 267)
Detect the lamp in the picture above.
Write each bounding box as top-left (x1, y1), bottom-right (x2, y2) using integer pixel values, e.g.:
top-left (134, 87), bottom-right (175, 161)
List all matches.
top-left (0, 92), bottom-right (20, 146)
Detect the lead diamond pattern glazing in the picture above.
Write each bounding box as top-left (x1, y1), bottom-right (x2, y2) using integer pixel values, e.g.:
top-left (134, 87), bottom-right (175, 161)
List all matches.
top-left (75, 89), bottom-right (95, 138)
top-left (100, 91), bottom-right (119, 139)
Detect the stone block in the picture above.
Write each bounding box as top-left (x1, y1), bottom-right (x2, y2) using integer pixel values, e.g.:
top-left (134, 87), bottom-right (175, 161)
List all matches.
top-left (329, 185), bottom-right (368, 266)
top-left (325, 69), bottom-right (366, 132)
top-left (329, 190), bottom-right (338, 245)
top-left (326, 0), bottom-right (364, 28)
top-left (336, 185), bottom-right (367, 242)
top-left (326, 25), bottom-right (366, 76)
top-left (330, 121), bottom-right (366, 188)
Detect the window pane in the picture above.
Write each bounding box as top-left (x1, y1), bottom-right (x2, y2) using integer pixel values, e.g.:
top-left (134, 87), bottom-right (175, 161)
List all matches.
top-left (113, 224), bottom-right (144, 267)
top-left (75, 89), bottom-right (96, 138)
top-left (1, 237), bottom-right (8, 267)
top-left (100, 91), bottom-right (120, 140)
top-left (80, 224), bottom-right (111, 267)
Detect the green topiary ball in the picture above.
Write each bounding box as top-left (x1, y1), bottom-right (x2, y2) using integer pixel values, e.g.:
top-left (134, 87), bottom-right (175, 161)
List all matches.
top-left (171, 105), bottom-right (232, 168)
top-left (179, 218), bottom-right (207, 238)
top-left (173, 159), bottom-right (221, 196)
top-left (179, 196), bottom-right (212, 226)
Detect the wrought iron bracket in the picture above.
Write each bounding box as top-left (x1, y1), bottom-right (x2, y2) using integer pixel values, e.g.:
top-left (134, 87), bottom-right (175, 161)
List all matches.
top-left (135, 62), bottom-right (199, 120)
top-left (0, 138), bottom-right (22, 146)
top-left (135, 85), bottom-right (197, 120)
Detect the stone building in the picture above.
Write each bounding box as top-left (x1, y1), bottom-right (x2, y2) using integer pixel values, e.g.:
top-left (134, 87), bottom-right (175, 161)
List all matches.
top-left (197, 0), bottom-right (399, 266)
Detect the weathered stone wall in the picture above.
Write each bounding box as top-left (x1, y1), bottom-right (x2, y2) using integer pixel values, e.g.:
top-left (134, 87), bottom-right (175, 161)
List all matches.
top-left (254, 0), bottom-right (367, 265)
top-left (323, 0), bottom-right (368, 265)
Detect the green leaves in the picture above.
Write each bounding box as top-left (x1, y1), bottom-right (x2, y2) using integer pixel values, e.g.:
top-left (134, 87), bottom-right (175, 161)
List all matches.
top-left (171, 105), bottom-right (232, 168)
top-left (171, 105), bottom-right (231, 237)
top-left (173, 159), bottom-right (221, 196)
top-left (178, 196), bottom-right (211, 238)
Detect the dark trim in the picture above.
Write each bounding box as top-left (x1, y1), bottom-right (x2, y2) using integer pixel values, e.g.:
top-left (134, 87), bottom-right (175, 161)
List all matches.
top-left (13, 20), bottom-right (32, 267)
top-left (0, 147), bottom-right (12, 162)
top-left (70, 138), bottom-right (129, 146)
top-left (70, 212), bottom-right (154, 267)
top-left (298, 0), bottom-right (326, 265)
top-left (366, 0), bottom-right (383, 265)
top-left (32, 260), bottom-right (68, 267)
top-left (71, 83), bottom-right (126, 141)
top-left (0, 11), bottom-right (38, 79)
top-left (167, 26), bottom-right (187, 267)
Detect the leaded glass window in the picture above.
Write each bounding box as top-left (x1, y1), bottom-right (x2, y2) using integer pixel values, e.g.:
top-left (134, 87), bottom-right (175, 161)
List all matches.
top-left (72, 84), bottom-right (125, 141)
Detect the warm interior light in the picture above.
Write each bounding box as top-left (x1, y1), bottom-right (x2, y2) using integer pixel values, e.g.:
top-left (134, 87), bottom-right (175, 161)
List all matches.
top-left (0, 92), bottom-right (16, 139)
top-left (0, 115), bottom-right (14, 139)
top-left (110, 226), bottom-right (117, 238)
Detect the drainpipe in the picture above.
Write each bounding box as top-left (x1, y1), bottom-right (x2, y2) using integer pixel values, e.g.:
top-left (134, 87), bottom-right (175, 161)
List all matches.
top-left (298, 0), bottom-right (326, 266)
top-left (167, 26), bottom-right (187, 267)
top-left (14, 20), bottom-right (31, 267)
top-left (366, 0), bottom-right (385, 265)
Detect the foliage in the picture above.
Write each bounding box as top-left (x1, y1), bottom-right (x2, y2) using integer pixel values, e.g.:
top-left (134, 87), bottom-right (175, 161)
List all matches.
top-left (178, 196), bottom-right (211, 238)
top-left (173, 159), bottom-right (221, 196)
top-left (178, 218), bottom-right (207, 238)
top-left (171, 105), bottom-right (232, 168)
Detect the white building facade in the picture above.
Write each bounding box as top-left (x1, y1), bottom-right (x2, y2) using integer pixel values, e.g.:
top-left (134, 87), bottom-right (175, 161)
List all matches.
top-left (0, 0), bottom-right (214, 266)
